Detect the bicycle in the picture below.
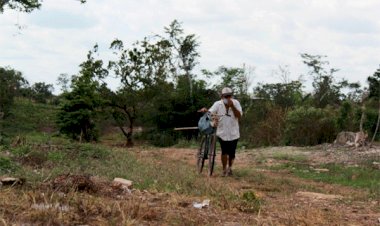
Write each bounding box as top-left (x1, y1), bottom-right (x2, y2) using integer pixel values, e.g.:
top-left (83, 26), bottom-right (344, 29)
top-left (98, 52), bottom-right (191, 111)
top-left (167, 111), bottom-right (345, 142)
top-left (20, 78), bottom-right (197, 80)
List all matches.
top-left (197, 112), bottom-right (219, 176)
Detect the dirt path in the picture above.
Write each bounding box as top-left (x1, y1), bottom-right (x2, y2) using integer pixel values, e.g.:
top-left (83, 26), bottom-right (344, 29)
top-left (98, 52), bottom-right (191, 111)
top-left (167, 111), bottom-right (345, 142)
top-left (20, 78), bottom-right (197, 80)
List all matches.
top-left (141, 147), bottom-right (380, 225)
top-left (2, 145), bottom-right (379, 225)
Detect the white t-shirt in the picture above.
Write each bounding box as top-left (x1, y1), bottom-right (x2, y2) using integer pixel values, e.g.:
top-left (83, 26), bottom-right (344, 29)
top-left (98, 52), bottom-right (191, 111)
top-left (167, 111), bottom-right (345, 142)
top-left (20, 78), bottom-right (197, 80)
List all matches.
top-left (208, 99), bottom-right (243, 141)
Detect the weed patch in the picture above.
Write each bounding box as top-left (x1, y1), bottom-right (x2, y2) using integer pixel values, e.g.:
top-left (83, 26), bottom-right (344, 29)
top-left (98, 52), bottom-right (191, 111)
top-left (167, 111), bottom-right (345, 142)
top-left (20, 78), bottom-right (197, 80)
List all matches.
top-left (73, 143), bottom-right (110, 159)
top-left (272, 153), bottom-right (308, 162)
top-left (272, 162), bottom-right (380, 198)
top-left (237, 190), bottom-right (261, 213)
top-left (0, 156), bottom-right (18, 173)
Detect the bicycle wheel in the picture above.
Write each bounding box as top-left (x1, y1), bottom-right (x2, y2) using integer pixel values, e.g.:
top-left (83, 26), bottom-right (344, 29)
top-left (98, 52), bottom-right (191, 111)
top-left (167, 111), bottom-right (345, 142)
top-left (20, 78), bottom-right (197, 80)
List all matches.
top-left (208, 134), bottom-right (217, 176)
top-left (197, 136), bottom-right (207, 173)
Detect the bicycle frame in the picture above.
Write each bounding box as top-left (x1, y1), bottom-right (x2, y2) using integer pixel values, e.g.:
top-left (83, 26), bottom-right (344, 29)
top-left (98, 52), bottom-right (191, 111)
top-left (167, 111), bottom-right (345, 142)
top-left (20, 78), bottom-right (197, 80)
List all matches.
top-left (197, 113), bottom-right (222, 176)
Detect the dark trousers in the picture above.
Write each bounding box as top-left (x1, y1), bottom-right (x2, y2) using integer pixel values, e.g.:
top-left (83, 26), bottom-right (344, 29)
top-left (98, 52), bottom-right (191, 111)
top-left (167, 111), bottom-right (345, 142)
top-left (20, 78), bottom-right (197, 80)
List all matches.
top-left (218, 138), bottom-right (238, 159)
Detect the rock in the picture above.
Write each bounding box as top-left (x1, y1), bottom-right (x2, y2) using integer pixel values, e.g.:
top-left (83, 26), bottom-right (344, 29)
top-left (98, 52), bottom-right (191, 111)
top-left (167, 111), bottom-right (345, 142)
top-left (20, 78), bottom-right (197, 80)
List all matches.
top-left (372, 162), bottom-right (380, 170)
top-left (296, 191), bottom-right (343, 200)
top-left (314, 168), bottom-right (330, 173)
top-left (0, 177), bottom-right (24, 186)
top-left (31, 203), bottom-right (70, 212)
top-left (112, 178), bottom-right (133, 189)
top-left (193, 199), bottom-right (210, 209)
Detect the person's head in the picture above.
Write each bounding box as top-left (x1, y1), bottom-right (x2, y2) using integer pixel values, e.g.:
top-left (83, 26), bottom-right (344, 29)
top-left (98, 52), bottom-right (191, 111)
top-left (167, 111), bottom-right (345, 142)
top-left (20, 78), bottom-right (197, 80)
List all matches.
top-left (221, 87), bottom-right (233, 99)
top-left (221, 87), bottom-right (233, 105)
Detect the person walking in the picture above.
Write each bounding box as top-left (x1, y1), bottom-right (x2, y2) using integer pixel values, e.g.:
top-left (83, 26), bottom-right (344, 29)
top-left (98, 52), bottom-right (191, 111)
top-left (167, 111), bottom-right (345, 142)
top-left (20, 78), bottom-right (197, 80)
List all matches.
top-left (200, 87), bottom-right (243, 176)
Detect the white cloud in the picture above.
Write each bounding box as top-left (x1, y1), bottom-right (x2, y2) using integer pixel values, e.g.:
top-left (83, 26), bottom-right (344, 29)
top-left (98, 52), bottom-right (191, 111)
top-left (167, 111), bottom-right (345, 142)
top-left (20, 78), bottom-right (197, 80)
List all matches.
top-left (1, 0), bottom-right (380, 93)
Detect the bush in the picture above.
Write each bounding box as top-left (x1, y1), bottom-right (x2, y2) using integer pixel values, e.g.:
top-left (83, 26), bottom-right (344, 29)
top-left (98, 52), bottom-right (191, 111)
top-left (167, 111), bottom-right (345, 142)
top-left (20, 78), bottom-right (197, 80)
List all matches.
top-left (140, 129), bottom-right (178, 147)
top-left (237, 190), bottom-right (261, 213)
top-left (10, 145), bottom-right (32, 157)
top-left (284, 106), bottom-right (337, 146)
top-left (362, 99), bottom-right (380, 140)
top-left (337, 101), bottom-right (360, 132)
top-left (241, 103), bottom-right (286, 147)
top-left (66, 143), bottom-right (110, 159)
top-left (17, 150), bottom-right (48, 167)
top-left (0, 157), bottom-right (18, 173)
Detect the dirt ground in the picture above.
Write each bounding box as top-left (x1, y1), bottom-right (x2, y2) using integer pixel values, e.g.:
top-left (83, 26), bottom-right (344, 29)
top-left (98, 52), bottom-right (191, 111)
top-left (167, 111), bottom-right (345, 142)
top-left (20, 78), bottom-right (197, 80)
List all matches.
top-left (141, 145), bottom-right (380, 225)
top-left (1, 145), bottom-right (379, 225)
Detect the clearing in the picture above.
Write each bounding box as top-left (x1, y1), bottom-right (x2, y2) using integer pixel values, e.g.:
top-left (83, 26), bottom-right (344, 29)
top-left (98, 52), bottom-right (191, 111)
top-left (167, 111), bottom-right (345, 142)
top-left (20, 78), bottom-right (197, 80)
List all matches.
top-left (1, 142), bottom-right (380, 225)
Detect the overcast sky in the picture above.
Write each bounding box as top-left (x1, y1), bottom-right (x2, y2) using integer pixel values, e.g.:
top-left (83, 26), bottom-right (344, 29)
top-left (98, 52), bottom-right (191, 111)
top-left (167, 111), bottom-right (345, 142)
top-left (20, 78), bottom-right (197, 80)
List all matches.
top-left (1, 0), bottom-right (380, 93)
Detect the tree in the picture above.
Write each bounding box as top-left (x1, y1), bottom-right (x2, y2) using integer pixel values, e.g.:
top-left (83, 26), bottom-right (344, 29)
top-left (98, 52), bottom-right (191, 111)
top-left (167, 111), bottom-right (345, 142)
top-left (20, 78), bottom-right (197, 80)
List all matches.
top-left (107, 36), bottom-right (173, 146)
top-left (57, 45), bottom-right (107, 142)
top-left (164, 20), bottom-right (200, 102)
top-left (301, 53), bottom-right (344, 108)
top-left (57, 73), bottom-right (71, 93)
top-left (0, 0), bottom-right (86, 13)
top-left (204, 65), bottom-right (253, 111)
top-left (0, 66), bottom-right (28, 117)
top-left (367, 66), bottom-right (380, 99)
top-left (254, 81), bottom-right (303, 109)
top-left (104, 21), bottom-right (203, 146)
top-left (367, 66), bottom-right (380, 143)
top-left (30, 82), bottom-right (54, 103)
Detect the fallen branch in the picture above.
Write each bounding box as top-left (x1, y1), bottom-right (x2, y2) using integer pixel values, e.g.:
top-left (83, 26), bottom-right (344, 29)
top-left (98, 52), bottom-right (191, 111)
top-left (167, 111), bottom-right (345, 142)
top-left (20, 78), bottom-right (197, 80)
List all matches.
top-left (174, 127), bottom-right (198, 131)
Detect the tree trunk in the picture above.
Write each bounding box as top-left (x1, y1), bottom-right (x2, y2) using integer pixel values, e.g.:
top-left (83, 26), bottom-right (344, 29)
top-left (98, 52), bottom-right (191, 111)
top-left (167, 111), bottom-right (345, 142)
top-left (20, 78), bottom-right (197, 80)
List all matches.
top-left (359, 103), bottom-right (365, 133)
top-left (115, 108), bottom-right (134, 147)
top-left (126, 128), bottom-right (133, 147)
top-left (371, 98), bottom-right (380, 145)
top-left (118, 125), bottom-right (133, 147)
top-left (79, 129), bottom-right (83, 143)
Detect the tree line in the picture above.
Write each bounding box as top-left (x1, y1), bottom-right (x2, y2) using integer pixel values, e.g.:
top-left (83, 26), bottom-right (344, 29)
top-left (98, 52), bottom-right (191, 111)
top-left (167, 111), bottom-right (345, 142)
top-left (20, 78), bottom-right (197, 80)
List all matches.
top-left (1, 20), bottom-right (380, 147)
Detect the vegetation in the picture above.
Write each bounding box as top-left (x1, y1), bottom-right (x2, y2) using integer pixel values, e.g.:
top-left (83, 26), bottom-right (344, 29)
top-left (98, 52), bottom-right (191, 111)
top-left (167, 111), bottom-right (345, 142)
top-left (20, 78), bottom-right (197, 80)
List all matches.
top-left (1, 3), bottom-right (380, 223)
top-left (0, 86), bottom-right (379, 224)
top-left (0, 0), bottom-right (86, 13)
top-left (271, 162), bottom-right (380, 198)
top-left (2, 19), bottom-right (380, 147)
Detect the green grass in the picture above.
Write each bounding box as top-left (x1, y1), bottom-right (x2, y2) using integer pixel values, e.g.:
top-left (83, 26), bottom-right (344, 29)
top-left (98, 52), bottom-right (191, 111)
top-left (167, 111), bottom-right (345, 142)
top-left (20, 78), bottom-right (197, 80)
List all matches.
top-left (271, 152), bottom-right (308, 162)
top-left (172, 138), bottom-right (200, 149)
top-left (0, 98), bottom-right (58, 138)
top-left (271, 162), bottom-right (380, 198)
top-left (5, 135), bottom-right (261, 212)
top-left (0, 156), bottom-right (19, 173)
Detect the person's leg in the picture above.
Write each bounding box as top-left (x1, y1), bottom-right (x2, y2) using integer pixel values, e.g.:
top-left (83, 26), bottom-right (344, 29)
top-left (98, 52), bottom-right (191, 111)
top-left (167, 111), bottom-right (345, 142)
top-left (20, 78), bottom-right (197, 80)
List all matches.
top-left (218, 138), bottom-right (228, 176)
top-left (221, 154), bottom-right (228, 174)
top-left (228, 157), bottom-right (234, 168)
top-left (227, 139), bottom-right (238, 176)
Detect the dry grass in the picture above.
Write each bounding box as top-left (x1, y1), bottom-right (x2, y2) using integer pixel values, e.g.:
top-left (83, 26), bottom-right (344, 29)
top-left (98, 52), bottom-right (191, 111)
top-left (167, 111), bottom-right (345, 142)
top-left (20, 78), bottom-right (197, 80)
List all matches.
top-left (0, 185), bottom-right (263, 225)
top-left (0, 187), bottom-right (161, 225)
top-left (1, 140), bottom-right (380, 225)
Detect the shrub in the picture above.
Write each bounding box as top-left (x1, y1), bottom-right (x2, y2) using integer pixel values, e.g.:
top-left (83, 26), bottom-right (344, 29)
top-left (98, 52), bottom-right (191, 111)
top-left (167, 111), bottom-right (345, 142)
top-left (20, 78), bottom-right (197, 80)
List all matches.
top-left (337, 101), bottom-right (360, 132)
top-left (284, 106), bottom-right (337, 146)
top-left (241, 103), bottom-right (286, 147)
top-left (237, 190), bottom-right (261, 213)
top-left (140, 129), bottom-right (178, 147)
top-left (0, 157), bottom-right (18, 173)
top-left (67, 143), bottom-right (110, 159)
top-left (17, 150), bottom-right (47, 167)
top-left (10, 145), bottom-right (32, 157)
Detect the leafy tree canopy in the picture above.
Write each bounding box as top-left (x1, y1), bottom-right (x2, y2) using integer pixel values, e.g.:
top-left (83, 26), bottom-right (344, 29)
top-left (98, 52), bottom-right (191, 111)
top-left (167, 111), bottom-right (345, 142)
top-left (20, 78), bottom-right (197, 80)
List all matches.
top-left (0, 66), bottom-right (28, 117)
top-left (0, 0), bottom-right (86, 13)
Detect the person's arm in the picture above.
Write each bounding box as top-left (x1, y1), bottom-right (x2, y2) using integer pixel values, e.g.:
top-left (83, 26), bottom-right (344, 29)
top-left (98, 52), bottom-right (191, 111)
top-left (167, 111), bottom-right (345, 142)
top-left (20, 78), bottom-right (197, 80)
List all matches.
top-left (198, 107), bottom-right (208, 112)
top-left (200, 101), bottom-right (218, 114)
top-left (228, 99), bottom-right (242, 120)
